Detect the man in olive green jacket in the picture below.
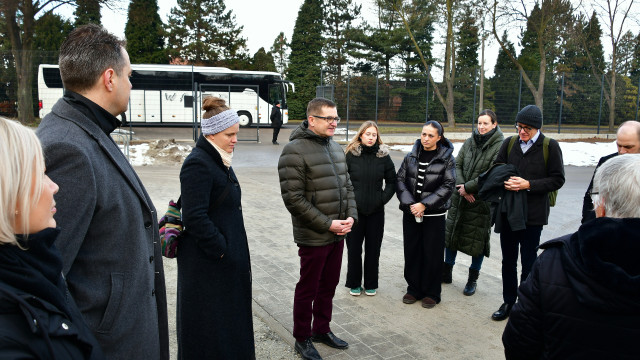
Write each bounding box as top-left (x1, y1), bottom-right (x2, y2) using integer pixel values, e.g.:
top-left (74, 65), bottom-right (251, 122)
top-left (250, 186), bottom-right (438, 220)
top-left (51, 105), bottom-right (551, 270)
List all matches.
top-left (278, 98), bottom-right (357, 360)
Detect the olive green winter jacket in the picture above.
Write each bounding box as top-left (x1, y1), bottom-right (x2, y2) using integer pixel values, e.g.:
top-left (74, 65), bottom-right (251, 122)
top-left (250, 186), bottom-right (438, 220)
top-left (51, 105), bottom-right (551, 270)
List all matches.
top-left (278, 121), bottom-right (358, 246)
top-left (445, 127), bottom-right (504, 257)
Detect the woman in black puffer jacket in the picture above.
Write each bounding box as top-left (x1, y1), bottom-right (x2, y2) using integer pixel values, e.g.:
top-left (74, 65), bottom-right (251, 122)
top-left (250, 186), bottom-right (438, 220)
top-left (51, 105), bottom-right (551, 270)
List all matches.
top-left (344, 121), bottom-right (396, 297)
top-left (397, 120), bottom-right (456, 308)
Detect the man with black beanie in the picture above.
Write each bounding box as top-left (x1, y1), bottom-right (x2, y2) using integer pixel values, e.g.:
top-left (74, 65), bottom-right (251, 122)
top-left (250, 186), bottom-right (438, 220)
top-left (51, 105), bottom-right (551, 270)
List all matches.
top-left (490, 104), bottom-right (565, 321)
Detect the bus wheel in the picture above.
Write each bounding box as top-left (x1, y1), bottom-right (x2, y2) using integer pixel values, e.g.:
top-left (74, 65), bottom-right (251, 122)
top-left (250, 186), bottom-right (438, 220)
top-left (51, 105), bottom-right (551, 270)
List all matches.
top-left (237, 111), bottom-right (252, 127)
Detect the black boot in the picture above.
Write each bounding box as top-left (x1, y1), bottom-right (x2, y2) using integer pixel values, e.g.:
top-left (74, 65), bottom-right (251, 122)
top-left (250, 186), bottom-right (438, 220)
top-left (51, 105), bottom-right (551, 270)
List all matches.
top-left (442, 262), bottom-right (453, 284)
top-left (463, 269), bottom-right (479, 296)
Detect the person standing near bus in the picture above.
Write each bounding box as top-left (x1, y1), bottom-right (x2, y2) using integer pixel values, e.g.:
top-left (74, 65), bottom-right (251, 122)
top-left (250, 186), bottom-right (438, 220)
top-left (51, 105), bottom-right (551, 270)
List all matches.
top-left (490, 105), bottom-right (564, 322)
top-left (36, 24), bottom-right (169, 360)
top-left (271, 101), bottom-right (283, 145)
top-left (344, 121), bottom-right (396, 297)
top-left (278, 98), bottom-right (357, 360)
top-left (443, 110), bottom-right (504, 296)
top-left (178, 96), bottom-right (254, 359)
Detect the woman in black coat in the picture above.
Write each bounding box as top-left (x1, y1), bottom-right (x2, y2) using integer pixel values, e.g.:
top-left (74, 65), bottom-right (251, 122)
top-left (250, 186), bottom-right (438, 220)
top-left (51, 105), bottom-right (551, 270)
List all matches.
top-left (396, 121), bottom-right (455, 309)
top-left (0, 117), bottom-right (104, 360)
top-left (344, 121), bottom-right (396, 296)
top-left (177, 97), bottom-right (254, 359)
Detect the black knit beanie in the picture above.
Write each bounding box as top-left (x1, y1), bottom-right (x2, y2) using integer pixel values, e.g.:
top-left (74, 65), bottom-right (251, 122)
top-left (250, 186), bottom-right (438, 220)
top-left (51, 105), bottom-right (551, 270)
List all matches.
top-left (515, 105), bottom-right (542, 129)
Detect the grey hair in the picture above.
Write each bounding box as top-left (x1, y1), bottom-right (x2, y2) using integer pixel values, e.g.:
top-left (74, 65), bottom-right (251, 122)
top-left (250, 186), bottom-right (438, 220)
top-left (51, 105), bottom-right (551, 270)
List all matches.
top-left (0, 117), bottom-right (45, 246)
top-left (592, 154), bottom-right (640, 218)
top-left (59, 24), bottom-right (127, 93)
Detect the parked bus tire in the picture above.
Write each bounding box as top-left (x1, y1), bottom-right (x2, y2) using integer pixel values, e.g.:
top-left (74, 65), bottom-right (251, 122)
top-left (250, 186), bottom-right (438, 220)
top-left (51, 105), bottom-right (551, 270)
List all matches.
top-left (237, 111), bottom-right (252, 127)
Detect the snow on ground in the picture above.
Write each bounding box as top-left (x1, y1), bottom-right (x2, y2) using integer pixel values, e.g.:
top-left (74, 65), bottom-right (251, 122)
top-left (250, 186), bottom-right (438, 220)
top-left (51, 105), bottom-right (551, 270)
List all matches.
top-left (390, 141), bottom-right (618, 167)
top-left (118, 131), bottom-right (617, 167)
top-left (118, 140), bottom-right (192, 167)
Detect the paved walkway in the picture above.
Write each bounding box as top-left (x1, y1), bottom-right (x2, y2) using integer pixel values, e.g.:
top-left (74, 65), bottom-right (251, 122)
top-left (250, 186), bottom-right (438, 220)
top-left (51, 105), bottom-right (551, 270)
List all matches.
top-left (134, 129), bottom-right (594, 359)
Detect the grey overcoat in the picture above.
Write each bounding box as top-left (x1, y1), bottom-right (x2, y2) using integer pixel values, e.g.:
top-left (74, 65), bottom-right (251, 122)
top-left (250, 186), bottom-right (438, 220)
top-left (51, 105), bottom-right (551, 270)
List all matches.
top-left (37, 99), bottom-right (169, 360)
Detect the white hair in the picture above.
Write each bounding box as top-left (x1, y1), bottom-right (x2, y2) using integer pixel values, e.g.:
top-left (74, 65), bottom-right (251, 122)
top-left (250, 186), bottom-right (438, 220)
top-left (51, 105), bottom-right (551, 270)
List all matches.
top-left (0, 117), bottom-right (45, 245)
top-left (592, 154), bottom-right (640, 218)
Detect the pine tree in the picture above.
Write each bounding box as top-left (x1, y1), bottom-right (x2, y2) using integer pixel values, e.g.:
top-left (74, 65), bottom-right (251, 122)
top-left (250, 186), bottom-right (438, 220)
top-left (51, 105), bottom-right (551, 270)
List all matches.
top-left (166, 0), bottom-right (247, 65)
top-left (454, 3), bottom-right (479, 123)
top-left (251, 48), bottom-right (276, 72)
top-left (491, 31), bottom-right (520, 122)
top-left (287, 0), bottom-right (324, 119)
top-left (323, 0), bottom-right (362, 83)
top-left (270, 32), bottom-right (289, 75)
top-left (125, 0), bottom-right (166, 64)
top-left (75, 0), bottom-right (101, 26)
top-left (631, 33), bottom-right (640, 79)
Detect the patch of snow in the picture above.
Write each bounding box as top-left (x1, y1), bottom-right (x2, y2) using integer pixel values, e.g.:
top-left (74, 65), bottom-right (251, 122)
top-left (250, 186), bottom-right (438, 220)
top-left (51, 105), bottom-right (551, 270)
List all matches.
top-left (390, 141), bottom-right (618, 167)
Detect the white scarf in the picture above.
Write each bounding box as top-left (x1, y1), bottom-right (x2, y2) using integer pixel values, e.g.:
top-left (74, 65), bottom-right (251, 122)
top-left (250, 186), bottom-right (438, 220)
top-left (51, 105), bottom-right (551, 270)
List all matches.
top-left (206, 137), bottom-right (233, 168)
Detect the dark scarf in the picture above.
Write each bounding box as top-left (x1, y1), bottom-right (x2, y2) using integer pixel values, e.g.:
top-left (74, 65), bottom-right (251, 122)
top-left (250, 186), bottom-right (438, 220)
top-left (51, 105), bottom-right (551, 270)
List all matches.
top-left (0, 228), bottom-right (70, 316)
top-left (63, 90), bottom-right (121, 135)
top-left (361, 143), bottom-right (379, 154)
top-left (473, 127), bottom-right (497, 149)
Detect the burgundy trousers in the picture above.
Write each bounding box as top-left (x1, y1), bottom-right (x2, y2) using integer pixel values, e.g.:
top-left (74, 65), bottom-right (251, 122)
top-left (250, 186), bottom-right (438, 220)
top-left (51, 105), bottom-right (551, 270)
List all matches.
top-left (293, 240), bottom-right (344, 342)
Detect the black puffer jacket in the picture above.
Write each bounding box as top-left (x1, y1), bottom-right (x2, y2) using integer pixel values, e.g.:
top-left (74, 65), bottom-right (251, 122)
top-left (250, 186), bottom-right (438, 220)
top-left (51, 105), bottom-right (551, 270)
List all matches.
top-left (396, 138), bottom-right (456, 214)
top-left (346, 144), bottom-right (396, 215)
top-left (278, 120), bottom-right (358, 246)
top-left (503, 217), bottom-right (640, 359)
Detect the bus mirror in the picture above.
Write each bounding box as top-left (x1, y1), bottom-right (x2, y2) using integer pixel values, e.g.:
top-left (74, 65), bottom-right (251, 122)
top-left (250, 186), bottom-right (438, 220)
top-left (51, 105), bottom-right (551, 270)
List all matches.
top-left (184, 95), bottom-right (193, 108)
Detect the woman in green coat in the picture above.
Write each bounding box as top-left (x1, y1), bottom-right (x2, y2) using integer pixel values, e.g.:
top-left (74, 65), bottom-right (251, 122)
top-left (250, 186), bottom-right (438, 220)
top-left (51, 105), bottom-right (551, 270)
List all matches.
top-left (444, 110), bottom-right (503, 296)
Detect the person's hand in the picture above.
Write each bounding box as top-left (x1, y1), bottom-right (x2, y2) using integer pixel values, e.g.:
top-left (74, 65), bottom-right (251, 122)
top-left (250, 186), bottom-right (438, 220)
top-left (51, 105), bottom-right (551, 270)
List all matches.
top-left (330, 218), bottom-right (354, 235)
top-left (504, 176), bottom-right (530, 192)
top-left (457, 185), bottom-right (475, 203)
top-left (410, 203), bottom-right (426, 218)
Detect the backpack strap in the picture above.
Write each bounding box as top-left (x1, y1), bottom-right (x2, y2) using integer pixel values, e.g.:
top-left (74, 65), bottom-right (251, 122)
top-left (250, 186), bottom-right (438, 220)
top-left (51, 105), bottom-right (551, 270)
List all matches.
top-left (507, 135), bottom-right (518, 157)
top-left (507, 134), bottom-right (549, 168)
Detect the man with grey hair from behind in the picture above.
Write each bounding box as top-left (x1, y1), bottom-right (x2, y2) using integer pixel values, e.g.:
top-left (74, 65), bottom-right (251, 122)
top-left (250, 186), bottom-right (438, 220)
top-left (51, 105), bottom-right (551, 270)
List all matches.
top-left (37, 24), bottom-right (169, 360)
top-left (502, 154), bottom-right (640, 360)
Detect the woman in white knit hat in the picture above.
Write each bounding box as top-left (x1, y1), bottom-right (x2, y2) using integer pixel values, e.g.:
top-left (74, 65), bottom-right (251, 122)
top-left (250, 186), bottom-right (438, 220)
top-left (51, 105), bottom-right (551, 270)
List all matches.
top-left (177, 96), bottom-right (255, 359)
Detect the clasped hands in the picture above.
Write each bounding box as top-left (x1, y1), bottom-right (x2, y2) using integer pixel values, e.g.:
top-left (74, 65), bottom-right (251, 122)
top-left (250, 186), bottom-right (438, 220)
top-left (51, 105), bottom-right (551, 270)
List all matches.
top-left (504, 176), bottom-right (530, 192)
top-left (329, 217), bottom-right (355, 235)
top-left (410, 203), bottom-right (426, 218)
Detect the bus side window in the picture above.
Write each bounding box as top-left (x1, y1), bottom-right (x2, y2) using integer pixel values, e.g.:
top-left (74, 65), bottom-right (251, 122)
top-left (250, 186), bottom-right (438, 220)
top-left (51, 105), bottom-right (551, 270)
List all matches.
top-left (184, 96), bottom-right (193, 108)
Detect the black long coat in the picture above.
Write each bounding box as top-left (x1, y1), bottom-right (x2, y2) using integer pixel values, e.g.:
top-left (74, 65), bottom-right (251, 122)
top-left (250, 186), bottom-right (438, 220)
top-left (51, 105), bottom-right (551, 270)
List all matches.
top-left (177, 135), bottom-right (254, 359)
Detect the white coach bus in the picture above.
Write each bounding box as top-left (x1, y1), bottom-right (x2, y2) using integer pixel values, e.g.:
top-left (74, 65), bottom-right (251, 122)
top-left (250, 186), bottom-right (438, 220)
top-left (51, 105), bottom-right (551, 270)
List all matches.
top-left (38, 64), bottom-right (293, 127)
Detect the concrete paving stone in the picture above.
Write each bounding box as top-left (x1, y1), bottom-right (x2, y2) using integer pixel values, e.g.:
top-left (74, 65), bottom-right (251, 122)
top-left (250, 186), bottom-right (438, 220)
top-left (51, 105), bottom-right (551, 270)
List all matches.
top-left (368, 342), bottom-right (411, 359)
top-left (355, 331), bottom-right (389, 347)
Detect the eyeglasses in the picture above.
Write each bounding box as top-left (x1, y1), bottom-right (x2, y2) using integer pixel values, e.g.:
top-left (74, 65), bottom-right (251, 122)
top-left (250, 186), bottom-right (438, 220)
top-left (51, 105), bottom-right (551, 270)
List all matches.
top-left (312, 115), bottom-right (341, 124)
top-left (589, 191), bottom-right (599, 199)
top-left (515, 124), bottom-right (534, 133)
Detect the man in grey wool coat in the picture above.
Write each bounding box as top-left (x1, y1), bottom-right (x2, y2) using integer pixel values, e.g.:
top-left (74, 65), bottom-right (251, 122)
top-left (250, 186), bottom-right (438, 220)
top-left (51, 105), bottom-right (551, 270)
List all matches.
top-left (37, 25), bottom-right (169, 360)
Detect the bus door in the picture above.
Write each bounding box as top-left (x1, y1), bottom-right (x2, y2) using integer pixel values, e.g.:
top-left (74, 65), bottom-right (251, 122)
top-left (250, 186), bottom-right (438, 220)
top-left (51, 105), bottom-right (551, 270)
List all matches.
top-left (129, 90), bottom-right (161, 122)
top-left (199, 83), bottom-right (261, 142)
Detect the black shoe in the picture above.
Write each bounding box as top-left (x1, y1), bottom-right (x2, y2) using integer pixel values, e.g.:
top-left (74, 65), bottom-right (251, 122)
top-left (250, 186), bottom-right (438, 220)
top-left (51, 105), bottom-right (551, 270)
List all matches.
top-left (311, 331), bottom-right (349, 349)
top-left (295, 338), bottom-right (322, 360)
top-left (491, 303), bottom-right (513, 321)
top-left (463, 269), bottom-right (479, 296)
top-left (442, 262), bottom-right (453, 284)
top-left (272, 141), bottom-right (279, 145)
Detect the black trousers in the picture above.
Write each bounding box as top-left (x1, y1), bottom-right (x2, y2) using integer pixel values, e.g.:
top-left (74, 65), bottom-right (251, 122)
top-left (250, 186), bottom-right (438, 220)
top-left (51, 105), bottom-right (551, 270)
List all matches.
top-left (499, 218), bottom-right (543, 304)
top-left (272, 125), bottom-right (281, 143)
top-left (345, 210), bottom-right (385, 290)
top-left (402, 212), bottom-right (445, 302)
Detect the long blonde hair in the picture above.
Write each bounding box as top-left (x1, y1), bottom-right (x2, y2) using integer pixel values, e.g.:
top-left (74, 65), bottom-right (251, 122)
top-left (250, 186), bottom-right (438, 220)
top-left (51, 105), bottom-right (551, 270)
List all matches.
top-left (345, 121), bottom-right (384, 154)
top-left (0, 117), bottom-right (46, 245)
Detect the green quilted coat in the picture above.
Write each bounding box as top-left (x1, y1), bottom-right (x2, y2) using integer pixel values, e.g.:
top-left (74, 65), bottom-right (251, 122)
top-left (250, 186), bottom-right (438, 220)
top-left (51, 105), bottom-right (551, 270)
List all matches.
top-left (445, 127), bottom-right (504, 257)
